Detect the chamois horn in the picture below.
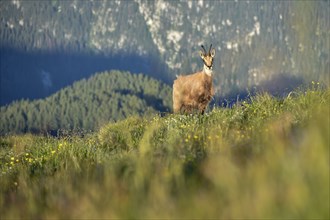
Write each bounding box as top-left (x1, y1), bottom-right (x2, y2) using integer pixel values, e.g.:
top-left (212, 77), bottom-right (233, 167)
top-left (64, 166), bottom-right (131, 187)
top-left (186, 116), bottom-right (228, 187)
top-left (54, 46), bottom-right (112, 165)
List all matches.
top-left (201, 45), bottom-right (207, 55)
top-left (208, 44), bottom-right (213, 55)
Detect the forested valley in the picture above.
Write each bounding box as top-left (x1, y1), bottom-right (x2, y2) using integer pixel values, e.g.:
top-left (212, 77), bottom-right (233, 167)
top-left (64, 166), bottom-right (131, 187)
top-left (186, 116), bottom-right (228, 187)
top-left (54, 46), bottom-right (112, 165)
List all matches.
top-left (0, 70), bottom-right (172, 134)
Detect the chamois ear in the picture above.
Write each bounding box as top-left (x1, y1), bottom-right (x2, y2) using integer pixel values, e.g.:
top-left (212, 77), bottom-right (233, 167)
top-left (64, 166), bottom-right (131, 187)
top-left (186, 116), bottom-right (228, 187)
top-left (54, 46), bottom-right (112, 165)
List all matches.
top-left (210, 48), bottom-right (216, 57)
top-left (199, 50), bottom-right (205, 59)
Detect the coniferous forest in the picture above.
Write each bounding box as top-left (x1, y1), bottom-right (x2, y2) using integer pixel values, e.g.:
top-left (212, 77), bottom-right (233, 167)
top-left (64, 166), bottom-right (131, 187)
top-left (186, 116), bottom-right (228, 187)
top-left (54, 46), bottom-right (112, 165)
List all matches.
top-left (0, 70), bottom-right (172, 134)
top-left (1, 0), bottom-right (329, 106)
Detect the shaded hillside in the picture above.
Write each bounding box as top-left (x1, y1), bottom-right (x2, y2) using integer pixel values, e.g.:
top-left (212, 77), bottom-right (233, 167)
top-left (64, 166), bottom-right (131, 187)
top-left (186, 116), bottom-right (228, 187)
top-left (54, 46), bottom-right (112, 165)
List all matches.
top-left (0, 47), bottom-right (170, 106)
top-left (1, 1), bottom-right (329, 105)
top-left (0, 70), bottom-right (172, 134)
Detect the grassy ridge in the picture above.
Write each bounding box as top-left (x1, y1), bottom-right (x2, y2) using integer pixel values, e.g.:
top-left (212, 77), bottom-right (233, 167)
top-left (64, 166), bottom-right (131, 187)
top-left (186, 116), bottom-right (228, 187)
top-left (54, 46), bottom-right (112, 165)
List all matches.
top-left (0, 88), bottom-right (329, 219)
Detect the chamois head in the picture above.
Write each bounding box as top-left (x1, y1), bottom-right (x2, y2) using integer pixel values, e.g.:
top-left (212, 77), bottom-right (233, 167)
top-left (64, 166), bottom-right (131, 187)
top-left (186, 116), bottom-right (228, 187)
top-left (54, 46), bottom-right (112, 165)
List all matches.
top-left (199, 44), bottom-right (216, 72)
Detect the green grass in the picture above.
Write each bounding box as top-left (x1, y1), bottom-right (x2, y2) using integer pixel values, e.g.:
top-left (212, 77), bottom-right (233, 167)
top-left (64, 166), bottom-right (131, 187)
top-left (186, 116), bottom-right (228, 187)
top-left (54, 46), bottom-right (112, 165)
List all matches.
top-left (1, 87), bottom-right (329, 219)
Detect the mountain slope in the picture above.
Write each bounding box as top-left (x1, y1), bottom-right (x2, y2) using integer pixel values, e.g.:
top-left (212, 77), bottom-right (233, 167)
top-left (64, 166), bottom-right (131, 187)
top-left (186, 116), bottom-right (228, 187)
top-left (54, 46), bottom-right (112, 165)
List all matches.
top-left (0, 70), bottom-right (172, 134)
top-left (0, 1), bottom-right (329, 105)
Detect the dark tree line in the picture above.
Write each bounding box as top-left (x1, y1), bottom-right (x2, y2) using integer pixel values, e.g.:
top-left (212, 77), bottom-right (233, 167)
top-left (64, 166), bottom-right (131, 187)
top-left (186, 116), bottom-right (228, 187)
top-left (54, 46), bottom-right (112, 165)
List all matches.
top-left (0, 70), bottom-right (172, 135)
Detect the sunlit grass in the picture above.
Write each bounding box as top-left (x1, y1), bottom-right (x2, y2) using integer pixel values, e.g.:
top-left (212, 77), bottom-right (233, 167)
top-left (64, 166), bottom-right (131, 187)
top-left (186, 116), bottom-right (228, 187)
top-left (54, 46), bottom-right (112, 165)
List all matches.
top-left (0, 87), bottom-right (329, 219)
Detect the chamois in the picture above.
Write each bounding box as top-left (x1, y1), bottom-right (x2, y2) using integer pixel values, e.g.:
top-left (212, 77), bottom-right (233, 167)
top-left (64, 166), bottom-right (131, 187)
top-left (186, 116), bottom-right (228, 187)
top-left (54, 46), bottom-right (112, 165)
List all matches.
top-left (173, 44), bottom-right (215, 114)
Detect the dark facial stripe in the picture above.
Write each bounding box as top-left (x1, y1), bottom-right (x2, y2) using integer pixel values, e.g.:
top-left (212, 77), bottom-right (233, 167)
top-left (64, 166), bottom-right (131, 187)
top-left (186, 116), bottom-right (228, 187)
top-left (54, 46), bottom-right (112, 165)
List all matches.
top-left (202, 59), bottom-right (213, 68)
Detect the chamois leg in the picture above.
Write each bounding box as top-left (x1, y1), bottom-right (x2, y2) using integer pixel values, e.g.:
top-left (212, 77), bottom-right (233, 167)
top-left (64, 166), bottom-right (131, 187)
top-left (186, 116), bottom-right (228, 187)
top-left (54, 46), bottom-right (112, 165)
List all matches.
top-left (172, 93), bottom-right (181, 113)
top-left (180, 105), bottom-right (189, 114)
top-left (173, 103), bottom-right (181, 114)
top-left (198, 104), bottom-right (206, 115)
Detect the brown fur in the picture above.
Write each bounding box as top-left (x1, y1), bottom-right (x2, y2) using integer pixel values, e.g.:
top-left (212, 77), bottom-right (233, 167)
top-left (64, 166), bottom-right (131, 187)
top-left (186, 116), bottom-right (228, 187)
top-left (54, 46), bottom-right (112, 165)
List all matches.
top-left (173, 71), bottom-right (214, 114)
top-left (173, 44), bottom-right (216, 114)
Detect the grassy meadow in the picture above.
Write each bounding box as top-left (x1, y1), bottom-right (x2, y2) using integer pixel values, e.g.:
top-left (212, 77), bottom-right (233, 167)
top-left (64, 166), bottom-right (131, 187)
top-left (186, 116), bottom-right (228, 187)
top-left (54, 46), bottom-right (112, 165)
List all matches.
top-left (1, 87), bottom-right (329, 219)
